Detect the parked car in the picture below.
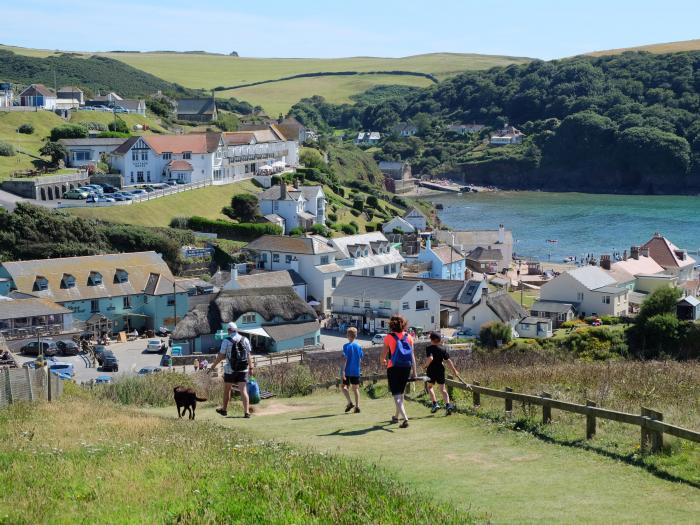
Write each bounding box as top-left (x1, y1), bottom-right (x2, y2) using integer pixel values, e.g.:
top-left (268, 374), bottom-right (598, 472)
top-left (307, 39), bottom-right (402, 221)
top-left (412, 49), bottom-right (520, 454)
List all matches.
top-left (62, 189), bottom-right (88, 199)
top-left (111, 193), bottom-right (133, 201)
top-left (371, 333), bottom-right (387, 345)
top-left (453, 329), bottom-right (474, 338)
top-left (20, 340), bottom-right (58, 357)
top-left (94, 345), bottom-right (109, 364)
top-left (101, 354), bottom-right (119, 372)
top-left (138, 366), bottom-right (161, 375)
top-left (85, 184), bottom-right (104, 194)
top-left (155, 327), bottom-right (171, 337)
top-left (129, 189), bottom-right (147, 196)
top-left (87, 195), bottom-right (116, 203)
top-left (142, 186), bottom-right (157, 193)
top-left (146, 339), bottom-right (164, 353)
top-left (94, 375), bottom-right (112, 384)
top-left (175, 180), bottom-right (187, 185)
top-left (165, 180), bottom-right (178, 186)
top-left (56, 340), bottom-right (80, 356)
top-left (96, 183), bottom-right (118, 194)
top-left (49, 362), bottom-right (75, 378)
top-left (160, 354), bottom-right (172, 367)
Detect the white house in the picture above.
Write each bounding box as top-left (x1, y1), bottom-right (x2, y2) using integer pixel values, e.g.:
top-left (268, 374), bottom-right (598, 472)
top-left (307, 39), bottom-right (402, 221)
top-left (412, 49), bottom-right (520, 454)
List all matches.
top-left (490, 125), bottom-right (524, 145)
top-left (517, 317), bottom-right (553, 338)
top-left (258, 182), bottom-right (325, 234)
top-left (0, 82), bottom-right (13, 108)
top-left (355, 131), bottom-right (381, 145)
top-left (539, 266), bottom-right (629, 317)
top-left (223, 126), bottom-right (298, 181)
top-left (331, 275), bottom-right (440, 333)
top-left (111, 133), bottom-right (225, 185)
top-left (115, 99), bottom-right (147, 115)
top-left (19, 84), bottom-right (56, 109)
top-left (57, 86), bottom-right (85, 106)
top-left (59, 137), bottom-right (128, 168)
top-left (404, 207), bottom-right (428, 231)
top-left (244, 235), bottom-right (344, 312)
top-left (328, 232), bottom-right (404, 278)
top-left (382, 216), bottom-right (415, 234)
top-left (224, 267), bottom-right (307, 302)
top-left (461, 291), bottom-right (528, 337)
top-left (436, 225), bottom-right (513, 273)
top-left (416, 236), bottom-right (466, 280)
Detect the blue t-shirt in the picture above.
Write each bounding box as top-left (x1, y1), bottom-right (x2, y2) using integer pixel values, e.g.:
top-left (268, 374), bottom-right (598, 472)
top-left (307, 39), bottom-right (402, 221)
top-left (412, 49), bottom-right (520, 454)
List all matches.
top-left (342, 341), bottom-right (364, 377)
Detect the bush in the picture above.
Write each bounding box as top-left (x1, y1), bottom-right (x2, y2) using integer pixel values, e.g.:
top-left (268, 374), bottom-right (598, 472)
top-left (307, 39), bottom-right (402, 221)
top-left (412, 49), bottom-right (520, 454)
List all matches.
top-left (560, 319), bottom-right (585, 329)
top-left (17, 123), bottom-right (34, 134)
top-left (83, 121), bottom-right (108, 131)
top-left (366, 195), bottom-right (379, 208)
top-left (479, 322), bottom-right (512, 348)
top-left (327, 213), bottom-right (338, 222)
top-left (255, 363), bottom-right (315, 397)
top-left (228, 193), bottom-right (259, 222)
top-left (186, 216), bottom-right (282, 240)
top-left (365, 224), bottom-right (376, 232)
top-left (349, 220), bottom-right (359, 230)
top-left (50, 124), bottom-right (88, 141)
top-left (169, 217), bottom-right (189, 229)
top-left (350, 209), bottom-right (361, 217)
top-left (39, 141), bottom-right (67, 164)
top-left (339, 223), bottom-right (358, 235)
top-left (0, 142), bottom-right (15, 157)
top-left (98, 131), bottom-right (130, 138)
top-left (391, 195), bottom-right (407, 208)
top-left (288, 227), bottom-right (304, 236)
top-left (309, 223), bottom-right (330, 236)
top-left (352, 196), bottom-right (365, 212)
top-left (564, 327), bottom-right (628, 360)
top-left (108, 118), bottom-right (130, 134)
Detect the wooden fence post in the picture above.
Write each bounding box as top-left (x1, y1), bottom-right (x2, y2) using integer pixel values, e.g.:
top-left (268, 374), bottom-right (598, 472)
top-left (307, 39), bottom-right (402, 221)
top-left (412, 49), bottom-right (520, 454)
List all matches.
top-left (472, 380), bottom-right (480, 408)
top-left (641, 407), bottom-right (664, 453)
top-left (4, 369), bottom-right (12, 405)
top-left (504, 387), bottom-right (513, 414)
top-left (541, 392), bottom-right (552, 424)
top-left (586, 400), bottom-right (596, 439)
top-left (25, 367), bottom-right (34, 401)
top-left (47, 369), bottom-right (52, 402)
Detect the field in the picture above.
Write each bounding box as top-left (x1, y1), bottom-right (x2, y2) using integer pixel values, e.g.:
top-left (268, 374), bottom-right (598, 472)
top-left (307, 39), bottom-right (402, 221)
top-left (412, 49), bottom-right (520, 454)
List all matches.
top-left (68, 110), bottom-right (168, 134)
top-left (68, 179), bottom-right (259, 227)
top-left (588, 38), bottom-right (700, 56)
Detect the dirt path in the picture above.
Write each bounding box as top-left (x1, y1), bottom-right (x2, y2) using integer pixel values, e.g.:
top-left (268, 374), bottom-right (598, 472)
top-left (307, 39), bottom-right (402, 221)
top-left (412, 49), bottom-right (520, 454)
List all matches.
top-left (151, 393), bottom-right (699, 524)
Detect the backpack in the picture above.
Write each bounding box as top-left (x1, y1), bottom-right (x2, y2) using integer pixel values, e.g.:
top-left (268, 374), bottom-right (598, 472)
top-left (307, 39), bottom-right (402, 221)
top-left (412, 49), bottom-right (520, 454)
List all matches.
top-left (226, 336), bottom-right (249, 371)
top-left (390, 333), bottom-right (413, 367)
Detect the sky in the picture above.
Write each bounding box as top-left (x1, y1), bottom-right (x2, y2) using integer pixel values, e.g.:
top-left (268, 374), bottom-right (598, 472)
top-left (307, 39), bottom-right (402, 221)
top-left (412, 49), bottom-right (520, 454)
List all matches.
top-left (2, 1), bottom-right (700, 59)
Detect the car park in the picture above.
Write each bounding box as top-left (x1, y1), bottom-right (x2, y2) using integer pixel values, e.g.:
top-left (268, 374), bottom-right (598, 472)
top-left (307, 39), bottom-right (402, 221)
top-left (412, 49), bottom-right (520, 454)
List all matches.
top-left (371, 333), bottom-right (387, 345)
top-left (146, 339), bottom-right (164, 353)
top-left (138, 366), bottom-right (161, 375)
top-left (20, 340), bottom-right (58, 357)
top-left (56, 340), bottom-right (80, 355)
top-left (63, 189), bottom-right (89, 199)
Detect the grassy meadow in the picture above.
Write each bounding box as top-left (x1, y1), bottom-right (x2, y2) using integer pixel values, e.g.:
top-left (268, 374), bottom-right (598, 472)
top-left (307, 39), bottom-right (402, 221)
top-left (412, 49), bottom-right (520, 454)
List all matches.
top-left (588, 38), bottom-right (700, 56)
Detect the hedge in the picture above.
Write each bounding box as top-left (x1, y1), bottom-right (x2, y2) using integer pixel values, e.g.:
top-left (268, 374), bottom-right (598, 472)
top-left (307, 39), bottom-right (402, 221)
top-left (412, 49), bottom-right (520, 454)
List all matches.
top-left (186, 216), bottom-right (282, 240)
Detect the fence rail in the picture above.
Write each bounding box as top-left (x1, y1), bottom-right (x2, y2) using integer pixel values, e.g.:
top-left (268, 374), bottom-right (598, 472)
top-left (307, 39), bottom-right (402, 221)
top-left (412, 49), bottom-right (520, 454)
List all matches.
top-left (0, 367), bottom-right (63, 409)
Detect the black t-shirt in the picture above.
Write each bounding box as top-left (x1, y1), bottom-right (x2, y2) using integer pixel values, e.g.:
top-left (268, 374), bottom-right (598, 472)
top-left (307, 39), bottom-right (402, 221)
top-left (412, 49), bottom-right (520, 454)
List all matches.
top-left (426, 345), bottom-right (449, 370)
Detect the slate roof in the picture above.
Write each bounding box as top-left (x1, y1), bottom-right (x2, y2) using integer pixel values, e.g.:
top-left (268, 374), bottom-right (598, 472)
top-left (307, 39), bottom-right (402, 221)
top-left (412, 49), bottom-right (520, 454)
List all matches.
top-left (263, 320), bottom-right (319, 342)
top-left (566, 266), bottom-right (617, 291)
top-left (404, 207), bottom-right (426, 219)
top-left (233, 270), bottom-right (306, 289)
top-left (432, 245), bottom-right (464, 265)
top-left (19, 84), bottom-right (54, 97)
top-left (467, 247), bottom-right (503, 261)
top-left (531, 300), bottom-right (575, 314)
top-left (113, 133), bottom-right (222, 155)
top-left (58, 138), bottom-right (127, 147)
top-left (402, 277), bottom-right (465, 302)
top-left (176, 98), bottom-right (217, 116)
top-left (115, 99), bottom-right (145, 112)
top-left (245, 235), bottom-right (337, 255)
top-left (57, 86), bottom-right (83, 94)
top-left (0, 297), bottom-right (71, 320)
top-left (331, 275), bottom-right (433, 301)
top-left (436, 229), bottom-right (513, 250)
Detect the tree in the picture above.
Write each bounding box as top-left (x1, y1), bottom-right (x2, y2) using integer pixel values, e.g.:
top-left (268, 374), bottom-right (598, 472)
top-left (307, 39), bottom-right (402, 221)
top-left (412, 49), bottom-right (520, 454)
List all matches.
top-left (49, 124), bottom-right (88, 142)
top-left (479, 322), bottom-right (512, 348)
top-left (637, 287), bottom-right (682, 323)
top-left (300, 147), bottom-right (325, 169)
top-left (39, 141), bottom-right (67, 164)
top-left (226, 194), bottom-right (259, 222)
top-left (108, 118), bottom-right (130, 134)
top-left (616, 126), bottom-right (691, 178)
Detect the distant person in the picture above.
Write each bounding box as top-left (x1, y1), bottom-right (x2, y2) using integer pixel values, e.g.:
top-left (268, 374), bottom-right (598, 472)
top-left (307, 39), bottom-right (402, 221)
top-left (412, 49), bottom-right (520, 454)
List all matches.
top-left (208, 322), bottom-right (253, 418)
top-left (423, 332), bottom-right (463, 414)
top-left (381, 314), bottom-right (417, 428)
top-left (341, 327), bottom-right (364, 413)
top-left (193, 358), bottom-right (199, 372)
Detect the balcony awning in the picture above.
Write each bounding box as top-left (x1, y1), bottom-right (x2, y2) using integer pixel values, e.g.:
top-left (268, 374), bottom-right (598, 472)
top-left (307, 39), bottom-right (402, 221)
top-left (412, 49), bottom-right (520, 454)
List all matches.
top-left (238, 327), bottom-right (270, 338)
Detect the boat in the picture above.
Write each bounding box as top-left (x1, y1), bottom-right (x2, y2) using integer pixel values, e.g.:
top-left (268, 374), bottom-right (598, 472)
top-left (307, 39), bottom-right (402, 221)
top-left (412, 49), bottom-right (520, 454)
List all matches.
top-left (435, 203), bottom-right (444, 210)
top-left (546, 239), bottom-right (558, 244)
top-left (563, 256), bottom-right (575, 263)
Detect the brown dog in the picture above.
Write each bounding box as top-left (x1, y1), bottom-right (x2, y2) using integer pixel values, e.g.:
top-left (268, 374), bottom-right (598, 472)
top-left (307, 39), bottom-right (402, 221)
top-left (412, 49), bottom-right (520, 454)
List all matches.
top-left (173, 386), bottom-right (207, 420)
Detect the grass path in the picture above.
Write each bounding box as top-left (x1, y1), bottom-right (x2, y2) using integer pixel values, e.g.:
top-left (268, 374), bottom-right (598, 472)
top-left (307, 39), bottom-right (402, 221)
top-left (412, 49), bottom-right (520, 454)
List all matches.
top-left (153, 392), bottom-right (699, 524)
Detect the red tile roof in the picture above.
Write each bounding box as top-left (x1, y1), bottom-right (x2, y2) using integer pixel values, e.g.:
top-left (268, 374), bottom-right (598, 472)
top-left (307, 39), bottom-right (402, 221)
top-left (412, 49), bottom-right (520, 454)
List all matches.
top-left (112, 133), bottom-right (222, 156)
top-left (642, 234), bottom-right (696, 269)
top-left (168, 160), bottom-right (193, 171)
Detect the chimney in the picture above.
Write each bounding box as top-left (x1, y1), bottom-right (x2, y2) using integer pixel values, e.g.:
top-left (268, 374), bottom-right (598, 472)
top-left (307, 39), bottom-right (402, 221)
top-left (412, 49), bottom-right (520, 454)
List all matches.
top-left (623, 249), bottom-right (627, 261)
top-left (293, 178), bottom-right (299, 189)
top-left (230, 266), bottom-right (238, 282)
top-left (640, 247), bottom-right (650, 258)
top-left (425, 236), bottom-right (431, 251)
top-left (279, 180), bottom-right (287, 200)
top-left (498, 224), bottom-right (505, 244)
top-left (630, 246), bottom-right (640, 260)
top-left (600, 255), bottom-right (611, 271)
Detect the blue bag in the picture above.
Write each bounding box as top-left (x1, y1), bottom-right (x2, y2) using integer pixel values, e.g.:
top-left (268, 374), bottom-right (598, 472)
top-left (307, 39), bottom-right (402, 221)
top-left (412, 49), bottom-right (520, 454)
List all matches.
top-left (390, 333), bottom-right (413, 367)
top-left (247, 377), bottom-right (260, 405)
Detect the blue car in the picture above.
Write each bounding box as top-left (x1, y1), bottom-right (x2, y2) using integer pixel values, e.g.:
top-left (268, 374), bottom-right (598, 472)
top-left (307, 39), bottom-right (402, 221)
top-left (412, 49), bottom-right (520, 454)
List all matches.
top-left (94, 375), bottom-right (112, 384)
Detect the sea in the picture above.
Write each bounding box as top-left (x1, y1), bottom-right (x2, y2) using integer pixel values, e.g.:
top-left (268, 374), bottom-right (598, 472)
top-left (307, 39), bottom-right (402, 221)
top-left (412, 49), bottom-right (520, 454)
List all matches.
top-left (429, 191), bottom-right (700, 261)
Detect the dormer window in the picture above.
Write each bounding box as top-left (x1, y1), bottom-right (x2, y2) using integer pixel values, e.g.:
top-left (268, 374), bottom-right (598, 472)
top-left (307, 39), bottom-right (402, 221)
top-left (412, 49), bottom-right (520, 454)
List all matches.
top-left (114, 269), bottom-right (129, 284)
top-left (33, 276), bottom-right (49, 291)
top-left (61, 273), bottom-right (76, 289)
top-left (88, 271), bottom-right (103, 286)
top-left (416, 284), bottom-right (424, 291)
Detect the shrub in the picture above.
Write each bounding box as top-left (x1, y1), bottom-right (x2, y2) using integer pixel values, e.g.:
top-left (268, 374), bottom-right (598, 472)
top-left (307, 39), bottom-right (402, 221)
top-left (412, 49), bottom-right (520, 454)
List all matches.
top-left (97, 131), bottom-right (130, 138)
top-left (327, 213), bottom-right (338, 222)
top-left (17, 123), bottom-right (34, 134)
top-left (564, 327), bottom-right (628, 360)
top-left (350, 209), bottom-right (361, 217)
top-left (365, 224), bottom-right (376, 232)
top-left (0, 142), bottom-right (15, 157)
top-left (349, 220), bottom-right (359, 230)
top-left (560, 319), bottom-right (585, 329)
top-left (39, 141), bottom-right (67, 164)
top-left (228, 193), bottom-right (259, 222)
top-left (187, 216), bottom-right (282, 240)
top-left (366, 195), bottom-right (379, 208)
top-left (50, 124), bottom-right (88, 141)
top-left (309, 223), bottom-right (330, 236)
top-left (339, 223), bottom-right (358, 235)
top-left (169, 217), bottom-right (190, 229)
top-left (391, 195), bottom-right (407, 207)
top-left (479, 321), bottom-right (512, 348)
top-left (108, 118), bottom-right (129, 134)
top-left (83, 121), bottom-right (108, 131)
top-left (352, 197), bottom-right (365, 212)
top-left (288, 227), bottom-right (304, 236)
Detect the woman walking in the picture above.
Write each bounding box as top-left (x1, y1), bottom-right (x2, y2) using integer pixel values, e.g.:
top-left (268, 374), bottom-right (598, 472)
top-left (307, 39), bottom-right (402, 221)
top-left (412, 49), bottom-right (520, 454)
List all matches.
top-left (381, 314), bottom-right (417, 428)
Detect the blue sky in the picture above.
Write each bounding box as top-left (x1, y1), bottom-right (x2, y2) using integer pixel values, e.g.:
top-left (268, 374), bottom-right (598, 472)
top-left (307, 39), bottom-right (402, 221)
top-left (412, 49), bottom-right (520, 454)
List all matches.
top-left (3, 1), bottom-right (699, 59)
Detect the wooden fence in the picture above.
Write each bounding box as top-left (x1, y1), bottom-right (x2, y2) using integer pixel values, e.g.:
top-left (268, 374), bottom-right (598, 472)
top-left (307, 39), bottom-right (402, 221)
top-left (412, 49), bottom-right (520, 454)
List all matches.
top-left (0, 367), bottom-right (64, 408)
top-left (310, 372), bottom-right (700, 454)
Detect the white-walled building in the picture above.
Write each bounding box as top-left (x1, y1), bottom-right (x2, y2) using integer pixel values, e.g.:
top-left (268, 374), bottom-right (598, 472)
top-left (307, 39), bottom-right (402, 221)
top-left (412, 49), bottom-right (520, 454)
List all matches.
top-left (19, 84), bottom-right (56, 109)
top-left (0, 82), bottom-right (14, 108)
top-left (461, 291), bottom-right (528, 336)
top-left (403, 207), bottom-right (428, 231)
top-left (329, 232), bottom-right (404, 278)
top-left (382, 216), bottom-right (415, 234)
top-left (111, 133), bottom-right (225, 185)
top-left (258, 183), bottom-right (325, 234)
top-left (59, 137), bottom-right (128, 168)
top-left (331, 275), bottom-right (440, 333)
top-left (222, 126), bottom-right (298, 181)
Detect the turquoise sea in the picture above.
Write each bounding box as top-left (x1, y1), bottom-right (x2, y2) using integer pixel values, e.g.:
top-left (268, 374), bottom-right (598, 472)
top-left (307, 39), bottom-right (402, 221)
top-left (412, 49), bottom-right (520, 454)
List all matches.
top-left (430, 191), bottom-right (700, 261)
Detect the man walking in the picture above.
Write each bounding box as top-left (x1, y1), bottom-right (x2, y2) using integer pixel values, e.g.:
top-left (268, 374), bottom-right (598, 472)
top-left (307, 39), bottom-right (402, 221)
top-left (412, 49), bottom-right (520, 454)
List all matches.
top-left (341, 327), bottom-right (363, 413)
top-left (209, 322), bottom-right (253, 418)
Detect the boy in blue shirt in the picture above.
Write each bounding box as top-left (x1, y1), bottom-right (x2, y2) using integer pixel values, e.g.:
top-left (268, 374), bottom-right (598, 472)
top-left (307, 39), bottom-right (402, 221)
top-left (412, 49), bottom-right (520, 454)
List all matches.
top-left (342, 327), bottom-right (364, 413)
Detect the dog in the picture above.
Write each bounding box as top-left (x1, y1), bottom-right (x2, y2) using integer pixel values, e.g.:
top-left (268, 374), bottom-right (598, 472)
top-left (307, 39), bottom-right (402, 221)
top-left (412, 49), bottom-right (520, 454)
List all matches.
top-left (173, 386), bottom-right (207, 420)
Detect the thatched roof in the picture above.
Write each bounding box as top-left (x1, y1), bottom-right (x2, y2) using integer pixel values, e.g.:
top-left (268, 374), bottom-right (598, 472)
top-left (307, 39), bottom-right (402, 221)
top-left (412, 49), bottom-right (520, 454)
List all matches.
top-left (172, 286), bottom-right (315, 340)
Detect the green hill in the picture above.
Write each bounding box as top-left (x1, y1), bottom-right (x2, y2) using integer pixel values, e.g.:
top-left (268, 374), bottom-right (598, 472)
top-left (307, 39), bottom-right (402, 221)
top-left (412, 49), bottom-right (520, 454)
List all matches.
top-left (588, 38), bottom-right (700, 56)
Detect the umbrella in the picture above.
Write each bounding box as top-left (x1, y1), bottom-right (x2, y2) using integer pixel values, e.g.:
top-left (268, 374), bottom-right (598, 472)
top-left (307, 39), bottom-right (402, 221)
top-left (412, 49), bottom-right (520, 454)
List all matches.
top-left (258, 165), bottom-right (273, 172)
top-left (272, 161), bottom-right (285, 168)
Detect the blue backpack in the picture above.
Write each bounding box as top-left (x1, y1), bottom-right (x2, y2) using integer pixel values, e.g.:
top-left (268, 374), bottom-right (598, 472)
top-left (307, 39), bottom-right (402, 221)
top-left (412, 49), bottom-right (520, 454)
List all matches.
top-left (247, 377), bottom-right (260, 405)
top-left (390, 333), bottom-right (413, 367)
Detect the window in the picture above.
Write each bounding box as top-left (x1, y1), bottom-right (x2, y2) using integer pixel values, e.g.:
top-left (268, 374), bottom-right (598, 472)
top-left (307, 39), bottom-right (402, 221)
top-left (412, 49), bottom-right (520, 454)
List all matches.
top-left (402, 301), bottom-right (409, 310)
top-left (326, 297), bottom-right (332, 309)
top-left (90, 299), bottom-right (99, 313)
top-left (577, 292), bottom-right (584, 301)
top-left (141, 151), bottom-right (148, 161)
top-left (303, 337), bottom-right (315, 347)
top-left (167, 297), bottom-right (175, 307)
top-left (261, 253), bottom-right (268, 262)
top-left (183, 152), bottom-right (191, 160)
top-left (320, 256), bottom-right (329, 265)
top-left (163, 152), bottom-right (172, 160)
top-left (353, 299), bottom-right (360, 308)
top-left (137, 171), bottom-right (144, 182)
top-left (114, 269), bottom-right (128, 284)
top-left (146, 171), bottom-right (151, 182)
top-left (364, 299), bottom-right (370, 308)
top-left (416, 300), bottom-right (428, 310)
top-left (123, 296), bottom-right (131, 309)
top-left (431, 316), bottom-right (435, 324)
top-left (331, 277), bottom-right (337, 288)
top-left (416, 284), bottom-right (423, 291)
top-left (380, 300), bottom-right (391, 309)
top-left (61, 274), bottom-right (75, 289)
top-left (369, 268), bottom-right (375, 277)
top-left (361, 269), bottom-right (369, 276)
top-left (242, 313), bottom-right (256, 324)
top-left (130, 172), bottom-right (134, 183)
top-left (384, 265), bottom-right (390, 275)
top-left (74, 151), bottom-right (91, 161)
top-left (272, 253), bottom-right (280, 263)
top-left (602, 296), bottom-right (611, 304)
top-left (33, 277), bottom-right (48, 291)
top-left (285, 255), bottom-right (293, 264)
top-left (132, 151), bottom-right (138, 161)
top-left (391, 264), bottom-right (397, 273)
top-left (88, 272), bottom-right (103, 286)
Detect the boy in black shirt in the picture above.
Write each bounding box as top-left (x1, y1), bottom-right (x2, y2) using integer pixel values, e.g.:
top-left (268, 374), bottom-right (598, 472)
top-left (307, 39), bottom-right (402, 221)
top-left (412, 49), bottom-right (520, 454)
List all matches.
top-left (423, 332), bottom-right (463, 414)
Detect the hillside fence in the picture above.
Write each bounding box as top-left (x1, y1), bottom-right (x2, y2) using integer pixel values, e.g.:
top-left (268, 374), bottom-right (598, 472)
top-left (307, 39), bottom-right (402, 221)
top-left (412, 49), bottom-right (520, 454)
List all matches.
top-left (0, 367), bottom-right (64, 409)
top-left (310, 371), bottom-right (700, 454)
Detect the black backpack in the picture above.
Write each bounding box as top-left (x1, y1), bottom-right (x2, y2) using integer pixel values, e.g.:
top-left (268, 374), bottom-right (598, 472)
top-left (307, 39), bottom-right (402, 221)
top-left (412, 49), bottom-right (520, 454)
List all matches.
top-left (226, 336), bottom-right (249, 370)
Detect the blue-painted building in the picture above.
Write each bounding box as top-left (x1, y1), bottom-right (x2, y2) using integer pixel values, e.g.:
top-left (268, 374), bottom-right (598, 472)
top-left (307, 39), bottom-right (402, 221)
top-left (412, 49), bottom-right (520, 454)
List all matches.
top-left (0, 252), bottom-right (188, 334)
top-left (416, 237), bottom-right (466, 281)
top-left (172, 286), bottom-right (321, 354)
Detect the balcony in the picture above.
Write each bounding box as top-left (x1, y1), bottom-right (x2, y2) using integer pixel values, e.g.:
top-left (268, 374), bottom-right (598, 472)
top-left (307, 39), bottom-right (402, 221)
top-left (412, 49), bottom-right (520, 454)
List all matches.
top-left (331, 304), bottom-right (393, 317)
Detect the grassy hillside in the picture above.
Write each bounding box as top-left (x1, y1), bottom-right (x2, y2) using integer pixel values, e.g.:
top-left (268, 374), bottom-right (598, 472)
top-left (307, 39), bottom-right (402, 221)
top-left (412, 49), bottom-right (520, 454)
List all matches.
top-left (588, 38), bottom-right (700, 56)
top-left (69, 110), bottom-right (168, 133)
top-left (0, 393), bottom-right (470, 524)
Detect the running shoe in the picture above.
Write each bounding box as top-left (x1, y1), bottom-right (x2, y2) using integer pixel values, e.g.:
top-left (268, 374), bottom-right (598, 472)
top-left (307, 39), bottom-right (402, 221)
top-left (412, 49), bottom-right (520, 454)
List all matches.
top-left (215, 408), bottom-right (227, 417)
top-left (399, 420), bottom-right (409, 428)
top-left (354, 407), bottom-right (361, 414)
top-left (345, 403), bottom-right (354, 413)
top-left (244, 413), bottom-right (251, 419)
top-left (430, 403), bottom-right (441, 414)
top-left (391, 416), bottom-right (399, 424)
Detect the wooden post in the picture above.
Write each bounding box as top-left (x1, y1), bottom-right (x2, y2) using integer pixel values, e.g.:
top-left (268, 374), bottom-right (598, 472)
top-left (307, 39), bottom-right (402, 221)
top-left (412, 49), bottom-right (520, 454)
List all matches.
top-left (586, 400), bottom-right (596, 439)
top-left (269, 356), bottom-right (273, 368)
top-left (641, 407), bottom-right (664, 453)
top-left (25, 367), bottom-right (34, 401)
top-left (504, 387), bottom-right (513, 414)
top-left (542, 392), bottom-right (552, 424)
top-left (4, 369), bottom-right (12, 405)
top-left (286, 354), bottom-right (289, 363)
top-left (472, 380), bottom-right (480, 407)
top-left (47, 368), bottom-right (52, 402)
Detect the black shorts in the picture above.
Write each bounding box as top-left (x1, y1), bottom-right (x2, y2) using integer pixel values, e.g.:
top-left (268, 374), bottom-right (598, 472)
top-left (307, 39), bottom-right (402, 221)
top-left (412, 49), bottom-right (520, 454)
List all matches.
top-left (224, 371), bottom-right (248, 384)
top-left (343, 376), bottom-right (360, 386)
top-left (387, 366), bottom-right (411, 395)
top-left (427, 366), bottom-right (446, 385)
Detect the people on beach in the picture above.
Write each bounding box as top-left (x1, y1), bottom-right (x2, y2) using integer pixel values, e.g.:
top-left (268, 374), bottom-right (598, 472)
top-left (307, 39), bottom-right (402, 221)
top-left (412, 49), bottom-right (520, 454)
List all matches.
top-left (381, 314), bottom-right (417, 428)
top-left (341, 327), bottom-right (364, 413)
top-left (424, 332), bottom-right (463, 414)
top-left (208, 322), bottom-right (253, 418)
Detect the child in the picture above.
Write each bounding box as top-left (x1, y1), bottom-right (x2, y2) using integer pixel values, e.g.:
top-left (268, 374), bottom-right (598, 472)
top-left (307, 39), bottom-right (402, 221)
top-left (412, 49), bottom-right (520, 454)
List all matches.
top-left (342, 327), bottom-right (364, 413)
top-left (423, 332), bottom-right (463, 414)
